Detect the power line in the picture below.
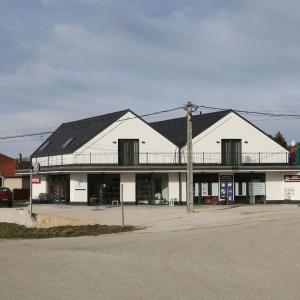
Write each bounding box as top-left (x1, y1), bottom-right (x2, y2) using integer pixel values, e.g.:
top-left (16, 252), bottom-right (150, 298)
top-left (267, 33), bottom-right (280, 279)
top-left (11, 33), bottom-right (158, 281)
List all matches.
top-left (0, 106), bottom-right (184, 141)
top-left (0, 131), bottom-right (53, 141)
top-left (196, 105), bottom-right (300, 119)
top-left (1, 104), bottom-right (300, 142)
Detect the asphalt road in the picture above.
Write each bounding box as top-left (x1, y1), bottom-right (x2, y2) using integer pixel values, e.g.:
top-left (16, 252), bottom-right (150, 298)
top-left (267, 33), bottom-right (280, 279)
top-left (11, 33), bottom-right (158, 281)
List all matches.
top-left (1, 206), bottom-right (300, 300)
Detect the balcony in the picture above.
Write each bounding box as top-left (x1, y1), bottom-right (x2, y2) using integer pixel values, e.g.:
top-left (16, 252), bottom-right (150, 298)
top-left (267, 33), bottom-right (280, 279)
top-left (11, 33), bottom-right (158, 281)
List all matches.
top-left (33, 152), bottom-right (290, 167)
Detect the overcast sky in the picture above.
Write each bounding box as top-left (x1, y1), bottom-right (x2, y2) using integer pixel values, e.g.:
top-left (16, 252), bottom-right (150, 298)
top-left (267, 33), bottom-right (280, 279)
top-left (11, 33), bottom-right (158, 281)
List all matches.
top-left (1, 0), bottom-right (300, 157)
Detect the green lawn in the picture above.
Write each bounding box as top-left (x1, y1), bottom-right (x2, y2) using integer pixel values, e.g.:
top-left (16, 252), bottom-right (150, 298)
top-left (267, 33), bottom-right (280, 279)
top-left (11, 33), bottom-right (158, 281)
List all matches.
top-left (0, 222), bottom-right (137, 239)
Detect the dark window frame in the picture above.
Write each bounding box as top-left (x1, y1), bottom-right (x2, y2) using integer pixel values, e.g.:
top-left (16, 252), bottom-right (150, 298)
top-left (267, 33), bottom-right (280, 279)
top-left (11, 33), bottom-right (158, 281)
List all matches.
top-left (118, 139), bottom-right (139, 166)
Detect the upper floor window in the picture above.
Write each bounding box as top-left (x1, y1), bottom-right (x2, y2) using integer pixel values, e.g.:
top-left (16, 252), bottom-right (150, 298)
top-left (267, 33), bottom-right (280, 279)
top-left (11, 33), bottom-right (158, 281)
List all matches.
top-left (118, 139), bottom-right (139, 166)
top-left (221, 139), bottom-right (241, 166)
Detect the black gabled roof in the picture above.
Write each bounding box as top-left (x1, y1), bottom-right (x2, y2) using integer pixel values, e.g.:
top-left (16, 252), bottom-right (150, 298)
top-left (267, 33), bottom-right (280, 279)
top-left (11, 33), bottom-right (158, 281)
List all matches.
top-left (31, 109), bottom-right (130, 157)
top-left (150, 110), bottom-right (231, 147)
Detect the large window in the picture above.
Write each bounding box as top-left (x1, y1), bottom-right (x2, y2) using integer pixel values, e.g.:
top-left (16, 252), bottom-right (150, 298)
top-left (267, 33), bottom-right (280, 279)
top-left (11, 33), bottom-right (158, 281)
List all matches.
top-left (88, 174), bottom-right (120, 205)
top-left (222, 139), bottom-right (242, 166)
top-left (118, 139), bottom-right (139, 166)
top-left (194, 174), bottom-right (219, 205)
top-left (234, 173), bottom-right (266, 204)
top-left (136, 173), bottom-right (169, 205)
top-left (48, 175), bottom-right (70, 204)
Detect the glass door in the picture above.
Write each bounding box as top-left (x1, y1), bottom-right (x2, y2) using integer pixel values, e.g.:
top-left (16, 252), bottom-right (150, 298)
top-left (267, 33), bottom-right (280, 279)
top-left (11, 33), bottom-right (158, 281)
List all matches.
top-left (221, 139), bottom-right (242, 166)
top-left (118, 139), bottom-right (139, 166)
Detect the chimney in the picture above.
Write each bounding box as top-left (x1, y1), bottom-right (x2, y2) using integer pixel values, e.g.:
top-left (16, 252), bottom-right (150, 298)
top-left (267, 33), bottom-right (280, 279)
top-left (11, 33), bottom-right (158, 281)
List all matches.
top-left (18, 153), bottom-right (22, 162)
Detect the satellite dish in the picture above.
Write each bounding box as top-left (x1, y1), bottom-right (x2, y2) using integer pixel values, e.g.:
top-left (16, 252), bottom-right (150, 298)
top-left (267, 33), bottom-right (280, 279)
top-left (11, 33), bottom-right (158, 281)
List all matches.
top-left (291, 140), bottom-right (296, 147)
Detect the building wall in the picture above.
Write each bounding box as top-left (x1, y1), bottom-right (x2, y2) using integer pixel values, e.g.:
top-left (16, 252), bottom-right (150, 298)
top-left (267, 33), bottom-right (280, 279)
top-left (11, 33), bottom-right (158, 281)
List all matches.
top-left (181, 172), bottom-right (187, 203)
top-left (4, 177), bottom-right (23, 190)
top-left (70, 173), bottom-right (88, 203)
top-left (266, 171), bottom-right (300, 201)
top-left (181, 112), bottom-right (288, 164)
top-left (120, 173), bottom-right (136, 203)
top-left (34, 111), bottom-right (179, 167)
top-left (169, 172), bottom-right (180, 201)
top-left (32, 175), bottom-right (48, 199)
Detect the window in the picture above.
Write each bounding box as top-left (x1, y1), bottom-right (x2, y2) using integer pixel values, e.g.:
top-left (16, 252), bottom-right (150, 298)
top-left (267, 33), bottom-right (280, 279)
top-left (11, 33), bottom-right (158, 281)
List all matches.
top-left (39, 141), bottom-right (50, 151)
top-left (118, 139), bottom-right (139, 166)
top-left (62, 137), bottom-right (74, 148)
top-left (221, 139), bottom-right (242, 166)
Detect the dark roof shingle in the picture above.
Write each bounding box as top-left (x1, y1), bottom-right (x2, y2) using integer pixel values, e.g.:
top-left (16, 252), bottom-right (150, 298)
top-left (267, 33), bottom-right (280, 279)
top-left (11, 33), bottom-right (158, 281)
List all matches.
top-left (150, 110), bottom-right (231, 147)
top-left (32, 109), bottom-right (130, 157)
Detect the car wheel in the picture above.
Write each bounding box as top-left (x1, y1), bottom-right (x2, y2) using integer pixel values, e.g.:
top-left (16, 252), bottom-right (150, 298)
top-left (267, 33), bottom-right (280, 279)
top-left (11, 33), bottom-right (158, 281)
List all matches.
top-left (7, 200), bottom-right (13, 208)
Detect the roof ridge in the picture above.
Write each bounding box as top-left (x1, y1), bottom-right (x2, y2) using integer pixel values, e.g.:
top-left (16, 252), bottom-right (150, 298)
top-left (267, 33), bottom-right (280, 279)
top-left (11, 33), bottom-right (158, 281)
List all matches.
top-left (62, 109), bottom-right (131, 126)
top-left (150, 109), bottom-right (231, 125)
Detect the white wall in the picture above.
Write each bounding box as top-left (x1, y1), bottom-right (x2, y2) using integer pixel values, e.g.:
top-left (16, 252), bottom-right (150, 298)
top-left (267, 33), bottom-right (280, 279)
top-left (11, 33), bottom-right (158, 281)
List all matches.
top-left (181, 112), bottom-right (288, 164)
top-left (70, 173), bottom-right (88, 203)
top-left (169, 172), bottom-right (180, 201)
top-left (4, 177), bottom-right (23, 190)
top-left (32, 175), bottom-right (48, 199)
top-left (120, 173), bottom-right (136, 203)
top-left (266, 171), bottom-right (300, 201)
top-left (181, 173), bottom-right (187, 203)
top-left (75, 111), bottom-right (178, 163)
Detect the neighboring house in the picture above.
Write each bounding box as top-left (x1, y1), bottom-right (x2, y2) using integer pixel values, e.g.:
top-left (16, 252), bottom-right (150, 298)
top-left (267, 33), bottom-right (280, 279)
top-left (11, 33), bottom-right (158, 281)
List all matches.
top-left (0, 153), bottom-right (30, 192)
top-left (26, 109), bottom-right (300, 205)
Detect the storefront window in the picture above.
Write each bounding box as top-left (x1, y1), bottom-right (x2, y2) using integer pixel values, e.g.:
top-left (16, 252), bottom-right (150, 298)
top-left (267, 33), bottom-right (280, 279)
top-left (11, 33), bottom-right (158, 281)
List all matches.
top-left (48, 175), bottom-right (70, 204)
top-left (194, 174), bottom-right (219, 205)
top-left (136, 173), bottom-right (169, 205)
top-left (234, 173), bottom-right (266, 204)
top-left (88, 174), bottom-right (120, 205)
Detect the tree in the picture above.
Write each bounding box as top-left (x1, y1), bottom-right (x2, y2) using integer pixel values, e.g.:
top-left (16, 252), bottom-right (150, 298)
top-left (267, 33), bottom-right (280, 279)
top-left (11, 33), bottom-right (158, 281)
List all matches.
top-left (273, 131), bottom-right (288, 149)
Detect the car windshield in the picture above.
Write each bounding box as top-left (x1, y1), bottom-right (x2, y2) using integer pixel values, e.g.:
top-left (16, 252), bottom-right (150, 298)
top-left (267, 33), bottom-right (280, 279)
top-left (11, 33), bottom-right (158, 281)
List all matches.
top-left (0, 188), bottom-right (10, 192)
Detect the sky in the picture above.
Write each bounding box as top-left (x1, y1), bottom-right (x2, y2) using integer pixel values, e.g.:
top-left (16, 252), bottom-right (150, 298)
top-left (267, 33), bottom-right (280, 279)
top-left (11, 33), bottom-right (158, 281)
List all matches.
top-left (1, 0), bottom-right (300, 157)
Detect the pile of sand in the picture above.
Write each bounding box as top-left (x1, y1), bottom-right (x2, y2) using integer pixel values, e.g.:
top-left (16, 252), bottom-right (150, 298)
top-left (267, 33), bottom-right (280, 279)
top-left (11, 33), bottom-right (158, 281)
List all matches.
top-left (34, 214), bottom-right (80, 228)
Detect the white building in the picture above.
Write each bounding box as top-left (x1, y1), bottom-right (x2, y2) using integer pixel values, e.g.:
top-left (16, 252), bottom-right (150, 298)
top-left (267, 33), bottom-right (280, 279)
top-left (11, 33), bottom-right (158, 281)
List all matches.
top-left (29, 109), bottom-right (300, 205)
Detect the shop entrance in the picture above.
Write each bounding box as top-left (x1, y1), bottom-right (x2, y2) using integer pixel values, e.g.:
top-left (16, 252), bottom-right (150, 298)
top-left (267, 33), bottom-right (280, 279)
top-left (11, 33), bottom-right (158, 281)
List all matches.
top-left (219, 175), bottom-right (234, 204)
top-left (88, 174), bottom-right (120, 205)
top-left (234, 173), bottom-right (266, 204)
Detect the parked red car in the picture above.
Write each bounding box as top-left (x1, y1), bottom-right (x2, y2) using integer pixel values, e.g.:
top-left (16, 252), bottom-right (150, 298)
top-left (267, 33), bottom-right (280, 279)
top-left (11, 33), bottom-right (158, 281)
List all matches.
top-left (0, 187), bottom-right (13, 207)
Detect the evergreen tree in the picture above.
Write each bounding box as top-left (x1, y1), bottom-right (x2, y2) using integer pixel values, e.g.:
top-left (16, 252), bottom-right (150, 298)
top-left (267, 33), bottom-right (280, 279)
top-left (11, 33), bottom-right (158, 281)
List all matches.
top-left (273, 131), bottom-right (288, 149)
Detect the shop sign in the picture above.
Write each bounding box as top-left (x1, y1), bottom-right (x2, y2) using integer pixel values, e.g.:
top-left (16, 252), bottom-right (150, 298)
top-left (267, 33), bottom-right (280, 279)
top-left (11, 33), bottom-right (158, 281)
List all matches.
top-left (284, 175), bottom-right (300, 182)
top-left (32, 176), bottom-right (41, 184)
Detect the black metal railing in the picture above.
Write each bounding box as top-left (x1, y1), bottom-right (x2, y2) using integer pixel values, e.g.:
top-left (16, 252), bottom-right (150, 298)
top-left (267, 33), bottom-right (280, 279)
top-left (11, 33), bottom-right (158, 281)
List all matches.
top-left (32, 151), bottom-right (290, 167)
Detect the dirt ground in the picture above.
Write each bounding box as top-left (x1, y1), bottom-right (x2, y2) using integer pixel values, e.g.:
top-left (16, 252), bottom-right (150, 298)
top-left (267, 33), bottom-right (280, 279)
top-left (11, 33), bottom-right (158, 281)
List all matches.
top-left (0, 204), bottom-right (300, 299)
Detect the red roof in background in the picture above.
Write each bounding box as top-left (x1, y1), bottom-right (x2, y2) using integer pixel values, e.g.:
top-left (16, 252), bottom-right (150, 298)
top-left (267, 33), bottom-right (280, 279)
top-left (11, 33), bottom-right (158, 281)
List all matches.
top-left (0, 153), bottom-right (17, 177)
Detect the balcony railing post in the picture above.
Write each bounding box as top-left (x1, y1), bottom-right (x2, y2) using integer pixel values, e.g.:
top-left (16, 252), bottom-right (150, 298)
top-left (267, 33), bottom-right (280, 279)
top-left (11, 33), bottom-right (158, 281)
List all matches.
top-left (259, 152), bottom-right (261, 164)
top-left (47, 156), bottom-right (49, 167)
top-left (202, 152), bottom-right (205, 164)
top-left (90, 152), bottom-right (92, 164)
top-left (147, 152), bottom-right (148, 164)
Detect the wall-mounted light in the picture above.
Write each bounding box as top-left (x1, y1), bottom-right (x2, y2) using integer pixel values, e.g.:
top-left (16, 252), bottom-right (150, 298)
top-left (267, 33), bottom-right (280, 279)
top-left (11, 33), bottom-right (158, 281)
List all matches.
top-left (141, 141), bottom-right (146, 144)
top-left (112, 141), bottom-right (117, 144)
top-left (244, 141), bottom-right (248, 144)
top-left (216, 141), bottom-right (220, 144)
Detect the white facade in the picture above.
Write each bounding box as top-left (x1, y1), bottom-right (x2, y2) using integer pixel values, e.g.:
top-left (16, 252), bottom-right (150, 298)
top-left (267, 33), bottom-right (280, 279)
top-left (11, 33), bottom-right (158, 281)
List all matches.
top-left (181, 112), bottom-right (288, 164)
top-left (31, 110), bottom-right (300, 205)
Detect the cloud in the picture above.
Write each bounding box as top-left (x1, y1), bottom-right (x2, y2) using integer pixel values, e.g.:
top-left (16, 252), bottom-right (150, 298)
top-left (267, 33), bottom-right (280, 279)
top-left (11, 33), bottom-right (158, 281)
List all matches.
top-left (1, 0), bottom-right (300, 156)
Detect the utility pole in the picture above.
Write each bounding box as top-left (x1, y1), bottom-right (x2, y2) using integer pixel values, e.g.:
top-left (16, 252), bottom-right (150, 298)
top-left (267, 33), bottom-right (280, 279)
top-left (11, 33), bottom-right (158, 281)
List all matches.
top-left (185, 101), bottom-right (194, 213)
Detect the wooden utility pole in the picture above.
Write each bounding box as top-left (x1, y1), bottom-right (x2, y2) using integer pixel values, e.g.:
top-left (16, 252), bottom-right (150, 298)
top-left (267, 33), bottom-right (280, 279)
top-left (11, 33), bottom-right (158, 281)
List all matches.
top-left (185, 101), bottom-right (194, 213)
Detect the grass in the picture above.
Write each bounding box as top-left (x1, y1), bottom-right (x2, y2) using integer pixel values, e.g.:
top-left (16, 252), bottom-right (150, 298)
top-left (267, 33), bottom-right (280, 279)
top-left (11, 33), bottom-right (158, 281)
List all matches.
top-left (0, 222), bottom-right (137, 239)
